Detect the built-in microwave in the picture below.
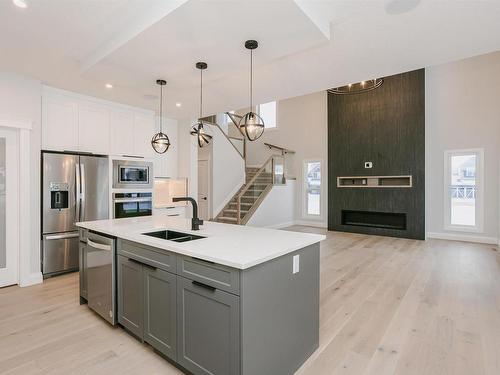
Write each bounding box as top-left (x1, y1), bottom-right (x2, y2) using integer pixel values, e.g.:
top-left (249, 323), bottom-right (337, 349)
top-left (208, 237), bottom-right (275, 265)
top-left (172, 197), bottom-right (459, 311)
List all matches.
top-left (112, 159), bottom-right (153, 189)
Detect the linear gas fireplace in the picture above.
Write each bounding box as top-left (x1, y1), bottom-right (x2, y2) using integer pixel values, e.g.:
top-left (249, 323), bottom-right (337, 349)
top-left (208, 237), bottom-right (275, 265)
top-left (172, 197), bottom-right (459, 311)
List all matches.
top-left (341, 210), bottom-right (407, 230)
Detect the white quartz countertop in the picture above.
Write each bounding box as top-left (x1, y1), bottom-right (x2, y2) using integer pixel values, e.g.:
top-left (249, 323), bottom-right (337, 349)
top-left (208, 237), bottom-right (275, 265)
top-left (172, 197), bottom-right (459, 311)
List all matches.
top-left (76, 214), bottom-right (325, 270)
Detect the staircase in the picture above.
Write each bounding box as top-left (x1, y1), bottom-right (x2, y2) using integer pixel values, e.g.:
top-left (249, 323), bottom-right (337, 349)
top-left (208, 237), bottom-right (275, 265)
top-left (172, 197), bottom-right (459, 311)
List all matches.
top-left (215, 167), bottom-right (273, 224)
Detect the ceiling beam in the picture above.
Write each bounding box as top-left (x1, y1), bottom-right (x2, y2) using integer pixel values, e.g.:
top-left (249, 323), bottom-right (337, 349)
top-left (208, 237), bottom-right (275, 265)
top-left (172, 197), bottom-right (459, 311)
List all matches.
top-left (293, 0), bottom-right (331, 40)
top-left (80, 0), bottom-right (189, 71)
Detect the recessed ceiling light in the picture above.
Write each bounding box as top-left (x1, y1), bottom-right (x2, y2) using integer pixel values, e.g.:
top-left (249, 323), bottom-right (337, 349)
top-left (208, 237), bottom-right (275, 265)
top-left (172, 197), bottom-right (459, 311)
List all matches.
top-left (175, 102), bottom-right (182, 107)
top-left (105, 83), bottom-right (113, 89)
top-left (13, 0), bottom-right (27, 8)
top-left (385, 0), bottom-right (421, 15)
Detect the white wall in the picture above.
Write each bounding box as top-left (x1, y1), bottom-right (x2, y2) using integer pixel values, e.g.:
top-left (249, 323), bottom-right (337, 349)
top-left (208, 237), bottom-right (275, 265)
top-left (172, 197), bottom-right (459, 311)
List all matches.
top-left (0, 72), bottom-right (42, 285)
top-left (245, 91), bottom-right (328, 226)
top-left (426, 51), bottom-right (500, 243)
top-left (177, 118), bottom-right (198, 218)
top-left (246, 181), bottom-right (296, 228)
top-left (211, 124), bottom-right (245, 217)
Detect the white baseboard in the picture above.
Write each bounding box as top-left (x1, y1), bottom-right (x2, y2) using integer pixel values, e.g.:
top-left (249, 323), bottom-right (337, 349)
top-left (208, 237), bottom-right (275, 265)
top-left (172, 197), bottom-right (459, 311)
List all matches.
top-left (265, 221), bottom-right (296, 229)
top-left (426, 232), bottom-right (498, 245)
top-left (293, 220), bottom-right (327, 229)
top-left (19, 272), bottom-right (43, 287)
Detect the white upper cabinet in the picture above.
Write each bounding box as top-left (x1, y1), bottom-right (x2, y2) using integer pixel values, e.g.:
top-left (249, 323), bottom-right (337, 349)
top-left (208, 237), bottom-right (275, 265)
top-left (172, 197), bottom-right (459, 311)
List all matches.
top-left (133, 113), bottom-right (156, 158)
top-left (41, 87), bottom-right (160, 159)
top-left (42, 94), bottom-right (78, 151)
top-left (110, 109), bottom-right (135, 156)
top-left (78, 102), bottom-right (110, 154)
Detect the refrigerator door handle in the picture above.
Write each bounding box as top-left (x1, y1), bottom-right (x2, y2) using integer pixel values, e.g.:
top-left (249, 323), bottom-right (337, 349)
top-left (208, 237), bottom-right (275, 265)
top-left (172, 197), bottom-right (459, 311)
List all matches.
top-left (80, 163), bottom-right (86, 222)
top-left (75, 163), bottom-right (81, 222)
top-left (45, 233), bottom-right (80, 240)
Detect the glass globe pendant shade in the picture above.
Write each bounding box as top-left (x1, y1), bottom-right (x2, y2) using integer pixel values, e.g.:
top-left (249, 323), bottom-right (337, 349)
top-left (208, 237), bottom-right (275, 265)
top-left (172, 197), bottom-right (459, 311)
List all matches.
top-left (151, 131), bottom-right (170, 154)
top-left (190, 121), bottom-right (213, 148)
top-left (239, 111), bottom-right (264, 141)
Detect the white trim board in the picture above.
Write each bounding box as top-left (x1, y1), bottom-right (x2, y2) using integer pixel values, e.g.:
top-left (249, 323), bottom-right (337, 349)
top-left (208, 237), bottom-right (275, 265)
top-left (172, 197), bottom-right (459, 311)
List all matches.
top-left (426, 232), bottom-right (498, 245)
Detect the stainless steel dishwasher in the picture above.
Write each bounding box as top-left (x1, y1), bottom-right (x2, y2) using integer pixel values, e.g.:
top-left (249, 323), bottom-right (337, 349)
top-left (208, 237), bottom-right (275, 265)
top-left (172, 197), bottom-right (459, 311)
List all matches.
top-left (86, 231), bottom-right (116, 325)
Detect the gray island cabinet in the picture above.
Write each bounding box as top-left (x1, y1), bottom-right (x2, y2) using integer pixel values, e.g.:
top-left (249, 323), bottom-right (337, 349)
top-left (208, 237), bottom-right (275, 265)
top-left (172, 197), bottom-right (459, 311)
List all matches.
top-left (114, 238), bottom-right (319, 375)
top-left (77, 217), bottom-right (323, 375)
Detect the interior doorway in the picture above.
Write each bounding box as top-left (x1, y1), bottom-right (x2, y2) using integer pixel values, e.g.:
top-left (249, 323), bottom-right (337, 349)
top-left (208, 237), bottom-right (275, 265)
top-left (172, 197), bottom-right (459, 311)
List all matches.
top-left (198, 159), bottom-right (211, 220)
top-left (0, 127), bottom-right (19, 287)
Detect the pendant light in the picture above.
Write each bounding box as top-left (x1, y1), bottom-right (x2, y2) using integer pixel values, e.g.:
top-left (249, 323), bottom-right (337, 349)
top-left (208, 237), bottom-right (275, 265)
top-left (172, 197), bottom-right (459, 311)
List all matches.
top-left (239, 40), bottom-right (264, 141)
top-left (190, 62), bottom-right (213, 148)
top-left (151, 79), bottom-right (171, 154)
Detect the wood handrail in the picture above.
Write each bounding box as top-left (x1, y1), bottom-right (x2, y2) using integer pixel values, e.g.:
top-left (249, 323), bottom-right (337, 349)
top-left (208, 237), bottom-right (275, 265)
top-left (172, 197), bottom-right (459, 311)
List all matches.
top-left (264, 143), bottom-right (295, 154)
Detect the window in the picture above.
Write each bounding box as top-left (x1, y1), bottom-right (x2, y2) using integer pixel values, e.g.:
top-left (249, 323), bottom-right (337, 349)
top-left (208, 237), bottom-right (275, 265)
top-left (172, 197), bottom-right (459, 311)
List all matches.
top-left (444, 149), bottom-right (483, 232)
top-left (257, 101), bottom-right (277, 129)
top-left (303, 160), bottom-right (321, 217)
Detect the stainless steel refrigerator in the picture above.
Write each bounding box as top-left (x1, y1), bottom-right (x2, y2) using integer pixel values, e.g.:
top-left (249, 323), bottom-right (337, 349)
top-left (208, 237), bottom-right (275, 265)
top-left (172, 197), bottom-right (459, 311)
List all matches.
top-left (41, 152), bottom-right (109, 276)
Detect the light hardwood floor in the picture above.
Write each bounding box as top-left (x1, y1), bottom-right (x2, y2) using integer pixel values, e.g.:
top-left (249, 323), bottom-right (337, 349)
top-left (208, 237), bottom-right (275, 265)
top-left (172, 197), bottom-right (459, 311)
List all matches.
top-left (1, 228), bottom-right (499, 374)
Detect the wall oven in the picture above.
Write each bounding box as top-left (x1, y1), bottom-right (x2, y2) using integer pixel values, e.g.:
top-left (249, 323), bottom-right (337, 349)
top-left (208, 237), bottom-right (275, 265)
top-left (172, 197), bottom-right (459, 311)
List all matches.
top-left (113, 192), bottom-right (152, 219)
top-left (112, 159), bottom-right (153, 189)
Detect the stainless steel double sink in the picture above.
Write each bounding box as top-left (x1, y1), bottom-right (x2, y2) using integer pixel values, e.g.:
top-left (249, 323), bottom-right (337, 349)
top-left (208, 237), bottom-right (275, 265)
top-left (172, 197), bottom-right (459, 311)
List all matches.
top-left (142, 229), bottom-right (205, 243)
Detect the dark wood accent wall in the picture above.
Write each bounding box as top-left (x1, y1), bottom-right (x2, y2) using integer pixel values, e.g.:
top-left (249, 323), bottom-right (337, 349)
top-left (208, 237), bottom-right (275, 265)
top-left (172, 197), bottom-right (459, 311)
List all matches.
top-left (327, 69), bottom-right (425, 240)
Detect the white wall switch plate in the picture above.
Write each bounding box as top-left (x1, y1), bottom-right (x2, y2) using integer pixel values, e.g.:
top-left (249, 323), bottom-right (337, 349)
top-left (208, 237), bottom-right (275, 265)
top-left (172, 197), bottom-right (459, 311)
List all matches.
top-left (293, 255), bottom-right (300, 274)
top-left (364, 161), bottom-right (373, 168)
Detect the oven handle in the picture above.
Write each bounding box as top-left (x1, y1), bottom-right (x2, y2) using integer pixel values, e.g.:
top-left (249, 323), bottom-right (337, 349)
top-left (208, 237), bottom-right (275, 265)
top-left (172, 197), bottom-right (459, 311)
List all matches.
top-left (87, 238), bottom-right (113, 251)
top-left (113, 198), bottom-right (152, 203)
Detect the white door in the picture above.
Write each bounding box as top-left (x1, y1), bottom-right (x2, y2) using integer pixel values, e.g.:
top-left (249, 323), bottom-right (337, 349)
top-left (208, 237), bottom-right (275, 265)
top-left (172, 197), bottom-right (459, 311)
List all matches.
top-left (198, 160), bottom-right (210, 220)
top-left (0, 128), bottom-right (19, 287)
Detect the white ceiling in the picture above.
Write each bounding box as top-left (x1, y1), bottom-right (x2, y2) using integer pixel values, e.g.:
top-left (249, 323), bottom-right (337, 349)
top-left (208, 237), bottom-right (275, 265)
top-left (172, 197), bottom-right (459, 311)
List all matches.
top-left (2, 0), bottom-right (500, 120)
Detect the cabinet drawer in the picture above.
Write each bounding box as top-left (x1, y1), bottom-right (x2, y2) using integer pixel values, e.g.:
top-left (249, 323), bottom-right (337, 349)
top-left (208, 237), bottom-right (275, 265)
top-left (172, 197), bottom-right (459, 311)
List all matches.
top-left (177, 256), bottom-right (240, 295)
top-left (118, 239), bottom-right (175, 273)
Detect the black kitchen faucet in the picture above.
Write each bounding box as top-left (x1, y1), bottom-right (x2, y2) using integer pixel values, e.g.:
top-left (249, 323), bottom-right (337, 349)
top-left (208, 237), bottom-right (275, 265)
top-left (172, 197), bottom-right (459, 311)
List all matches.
top-left (172, 197), bottom-right (204, 230)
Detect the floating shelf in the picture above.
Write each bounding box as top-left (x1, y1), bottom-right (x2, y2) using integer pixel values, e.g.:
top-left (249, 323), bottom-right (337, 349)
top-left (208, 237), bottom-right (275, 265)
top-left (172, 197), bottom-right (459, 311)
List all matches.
top-left (337, 175), bottom-right (412, 188)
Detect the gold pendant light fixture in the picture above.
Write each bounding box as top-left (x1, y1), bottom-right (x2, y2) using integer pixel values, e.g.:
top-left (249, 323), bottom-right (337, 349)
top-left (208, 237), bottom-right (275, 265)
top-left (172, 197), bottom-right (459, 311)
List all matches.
top-left (190, 62), bottom-right (213, 148)
top-left (239, 40), bottom-right (265, 141)
top-left (151, 79), bottom-right (171, 154)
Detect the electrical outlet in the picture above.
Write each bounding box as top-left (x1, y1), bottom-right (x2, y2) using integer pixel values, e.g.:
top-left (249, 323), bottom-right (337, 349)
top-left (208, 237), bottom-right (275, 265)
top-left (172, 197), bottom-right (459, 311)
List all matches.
top-left (293, 255), bottom-right (300, 274)
top-left (364, 161), bottom-right (373, 169)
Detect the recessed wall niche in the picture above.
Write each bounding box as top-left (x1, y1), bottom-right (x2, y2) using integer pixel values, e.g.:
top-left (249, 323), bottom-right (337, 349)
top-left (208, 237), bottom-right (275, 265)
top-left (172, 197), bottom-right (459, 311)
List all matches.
top-left (327, 69), bottom-right (425, 240)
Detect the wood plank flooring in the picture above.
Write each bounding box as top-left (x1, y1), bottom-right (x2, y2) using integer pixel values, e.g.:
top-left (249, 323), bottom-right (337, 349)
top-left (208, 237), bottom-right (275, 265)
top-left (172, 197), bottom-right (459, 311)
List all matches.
top-left (1, 228), bottom-right (499, 374)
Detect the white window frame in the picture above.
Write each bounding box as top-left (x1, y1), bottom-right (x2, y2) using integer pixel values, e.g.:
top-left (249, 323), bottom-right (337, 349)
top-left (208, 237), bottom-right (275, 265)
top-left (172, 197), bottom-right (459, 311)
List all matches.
top-left (443, 148), bottom-right (484, 233)
top-left (302, 159), bottom-right (323, 220)
top-left (257, 101), bottom-right (278, 131)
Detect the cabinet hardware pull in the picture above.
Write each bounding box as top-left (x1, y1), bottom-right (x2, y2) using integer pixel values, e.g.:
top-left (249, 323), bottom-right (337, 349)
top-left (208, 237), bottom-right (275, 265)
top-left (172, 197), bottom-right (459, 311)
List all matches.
top-left (192, 280), bottom-right (216, 291)
top-left (191, 257), bottom-right (215, 264)
top-left (128, 258), bottom-right (157, 270)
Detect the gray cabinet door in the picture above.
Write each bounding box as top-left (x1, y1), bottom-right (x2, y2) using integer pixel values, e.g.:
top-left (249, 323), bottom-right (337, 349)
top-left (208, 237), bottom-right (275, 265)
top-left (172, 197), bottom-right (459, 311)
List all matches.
top-left (144, 267), bottom-right (177, 360)
top-left (79, 241), bottom-right (87, 300)
top-left (177, 276), bottom-right (240, 375)
top-left (117, 255), bottom-right (143, 339)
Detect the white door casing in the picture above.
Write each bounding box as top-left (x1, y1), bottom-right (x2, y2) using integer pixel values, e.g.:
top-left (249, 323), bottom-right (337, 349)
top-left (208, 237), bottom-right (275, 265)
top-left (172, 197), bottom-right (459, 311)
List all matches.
top-left (0, 128), bottom-right (19, 287)
top-left (198, 159), bottom-right (210, 220)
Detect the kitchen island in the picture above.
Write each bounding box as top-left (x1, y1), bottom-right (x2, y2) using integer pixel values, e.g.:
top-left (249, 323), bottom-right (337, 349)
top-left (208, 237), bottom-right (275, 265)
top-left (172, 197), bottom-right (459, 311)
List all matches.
top-left (77, 215), bottom-right (325, 375)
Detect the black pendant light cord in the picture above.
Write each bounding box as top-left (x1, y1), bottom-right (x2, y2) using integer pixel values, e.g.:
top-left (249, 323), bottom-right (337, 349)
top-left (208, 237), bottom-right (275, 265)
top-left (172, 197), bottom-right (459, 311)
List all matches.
top-left (159, 83), bottom-right (163, 133)
top-left (250, 48), bottom-right (253, 112)
top-left (200, 67), bottom-right (203, 119)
